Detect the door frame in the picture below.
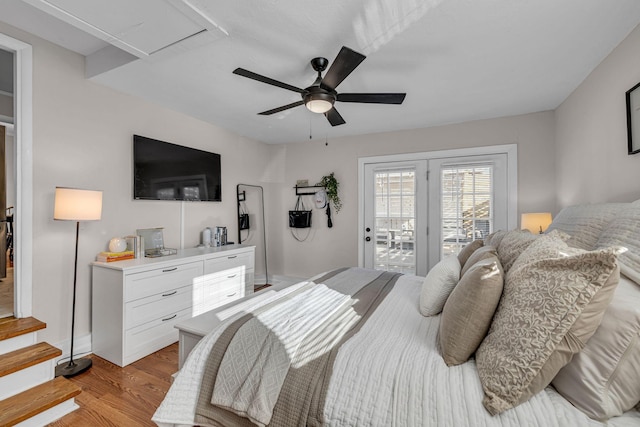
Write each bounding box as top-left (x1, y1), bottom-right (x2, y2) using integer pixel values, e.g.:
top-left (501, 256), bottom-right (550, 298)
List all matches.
top-left (0, 33), bottom-right (33, 318)
top-left (358, 144), bottom-right (517, 272)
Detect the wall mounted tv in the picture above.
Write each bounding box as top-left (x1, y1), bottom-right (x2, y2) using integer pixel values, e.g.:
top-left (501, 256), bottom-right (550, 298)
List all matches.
top-left (133, 135), bottom-right (221, 201)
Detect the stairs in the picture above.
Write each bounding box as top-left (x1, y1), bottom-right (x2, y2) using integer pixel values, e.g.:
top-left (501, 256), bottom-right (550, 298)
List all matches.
top-left (0, 317), bottom-right (81, 426)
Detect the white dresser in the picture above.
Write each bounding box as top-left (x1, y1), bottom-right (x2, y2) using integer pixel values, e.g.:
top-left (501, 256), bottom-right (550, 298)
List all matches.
top-left (91, 245), bottom-right (255, 366)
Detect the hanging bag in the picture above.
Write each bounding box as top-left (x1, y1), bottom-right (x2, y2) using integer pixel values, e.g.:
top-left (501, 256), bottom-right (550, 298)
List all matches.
top-left (289, 195), bottom-right (312, 228)
top-left (239, 201), bottom-right (250, 230)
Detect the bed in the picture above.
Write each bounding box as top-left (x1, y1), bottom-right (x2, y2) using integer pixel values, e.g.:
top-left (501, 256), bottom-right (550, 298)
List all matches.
top-left (153, 201), bottom-right (640, 426)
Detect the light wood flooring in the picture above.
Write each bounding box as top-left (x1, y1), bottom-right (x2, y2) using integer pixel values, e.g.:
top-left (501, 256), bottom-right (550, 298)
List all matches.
top-left (47, 343), bottom-right (178, 426)
top-left (0, 265), bottom-right (13, 318)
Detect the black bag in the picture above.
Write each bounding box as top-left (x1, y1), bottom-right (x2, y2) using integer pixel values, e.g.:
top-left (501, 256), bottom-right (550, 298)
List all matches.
top-left (239, 202), bottom-right (250, 230)
top-left (239, 213), bottom-right (250, 230)
top-left (289, 196), bottom-right (312, 228)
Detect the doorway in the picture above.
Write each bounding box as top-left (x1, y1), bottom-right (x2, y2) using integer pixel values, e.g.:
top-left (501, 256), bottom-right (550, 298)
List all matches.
top-left (0, 33), bottom-right (33, 319)
top-left (0, 124), bottom-right (10, 318)
top-left (359, 145), bottom-right (517, 275)
top-left (0, 46), bottom-right (14, 319)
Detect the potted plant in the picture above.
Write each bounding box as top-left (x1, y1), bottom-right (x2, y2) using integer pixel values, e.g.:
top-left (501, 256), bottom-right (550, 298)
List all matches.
top-left (317, 173), bottom-right (341, 228)
top-left (317, 172), bottom-right (341, 213)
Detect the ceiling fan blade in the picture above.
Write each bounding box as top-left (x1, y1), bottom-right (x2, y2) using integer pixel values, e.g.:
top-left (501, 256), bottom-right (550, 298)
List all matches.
top-left (258, 100), bottom-right (305, 115)
top-left (320, 46), bottom-right (366, 92)
top-left (324, 107), bottom-right (346, 126)
top-left (233, 68), bottom-right (305, 94)
top-left (337, 93), bottom-right (406, 104)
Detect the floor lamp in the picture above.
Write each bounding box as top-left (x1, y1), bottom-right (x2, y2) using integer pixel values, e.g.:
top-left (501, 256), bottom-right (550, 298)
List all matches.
top-left (53, 187), bottom-right (103, 378)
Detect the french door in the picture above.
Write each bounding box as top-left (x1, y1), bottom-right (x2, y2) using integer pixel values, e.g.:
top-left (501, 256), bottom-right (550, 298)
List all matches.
top-left (427, 154), bottom-right (508, 269)
top-left (360, 147), bottom-right (515, 275)
top-left (363, 161), bottom-right (428, 276)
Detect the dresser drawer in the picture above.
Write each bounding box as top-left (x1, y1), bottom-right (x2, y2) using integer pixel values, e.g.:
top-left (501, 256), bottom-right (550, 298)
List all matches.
top-left (204, 250), bottom-right (254, 274)
top-left (192, 271), bottom-right (252, 316)
top-left (124, 306), bottom-right (192, 362)
top-left (125, 261), bottom-right (203, 302)
top-left (125, 285), bottom-right (192, 329)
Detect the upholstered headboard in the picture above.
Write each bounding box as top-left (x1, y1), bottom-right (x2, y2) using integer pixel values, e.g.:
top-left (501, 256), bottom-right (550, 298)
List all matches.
top-left (547, 200), bottom-right (640, 285)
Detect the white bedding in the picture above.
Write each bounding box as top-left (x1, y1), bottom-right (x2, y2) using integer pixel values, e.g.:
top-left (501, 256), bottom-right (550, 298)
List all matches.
top-left (153, 272), bottom-right (640, 427)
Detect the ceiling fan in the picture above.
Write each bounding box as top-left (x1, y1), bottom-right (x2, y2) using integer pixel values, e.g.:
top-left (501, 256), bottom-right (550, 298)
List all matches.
top-left (232, 46), bottom-right (406, 126)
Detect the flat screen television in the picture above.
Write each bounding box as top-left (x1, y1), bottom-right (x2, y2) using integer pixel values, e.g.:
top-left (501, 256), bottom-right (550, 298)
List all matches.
top-left (133, 135), bottom-right (221, 201)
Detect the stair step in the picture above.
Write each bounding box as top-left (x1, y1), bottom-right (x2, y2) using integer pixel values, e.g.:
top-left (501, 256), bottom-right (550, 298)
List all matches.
top-left (0, 376), bottom-right (81, 426)
top-left (0, 317), bottom-right (46, 341)
top-left (0, 342), bottom-right (61, 378)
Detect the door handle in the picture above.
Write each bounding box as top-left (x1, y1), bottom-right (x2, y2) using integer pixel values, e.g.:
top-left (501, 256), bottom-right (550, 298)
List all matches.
top-left (365, 236), bottom-right (371, 242)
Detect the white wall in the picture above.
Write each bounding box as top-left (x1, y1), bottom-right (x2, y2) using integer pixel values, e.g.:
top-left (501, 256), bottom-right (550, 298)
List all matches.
top-left (0, 22), bottom-right (280, 346)
top-left (276, 111), bottom-right (556, 278)
top-left (555, 24), bottom-right (640, 206)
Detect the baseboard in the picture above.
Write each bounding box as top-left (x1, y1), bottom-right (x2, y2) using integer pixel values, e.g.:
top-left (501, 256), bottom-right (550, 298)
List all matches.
top-left (254, 274), bottom-right (305, 288)
top-left (270, 274), bottom-right (306, 286)
top-left (53, 333), bottom-right (92, 365)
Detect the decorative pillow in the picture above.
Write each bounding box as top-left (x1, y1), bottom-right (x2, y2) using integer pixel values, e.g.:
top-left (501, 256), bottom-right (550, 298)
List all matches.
top-left (457, 239), bottom-right (483, 269)
top-left (496, 230), bottom-right (539, 272)
top-left (460, 245), bottom-right (498, 277)
top-left (419, 256), bottom-right (461, 317)
top-left (440, 256), bottom-right (504, 366)
top-left (595, 204), bottom-right (640, 285)
top-left (552, 276), bottom-right (640, 420)
top-left (476, 233), bottom-right (620, 415)
top-left (484, 230), bottom-right (507, 248)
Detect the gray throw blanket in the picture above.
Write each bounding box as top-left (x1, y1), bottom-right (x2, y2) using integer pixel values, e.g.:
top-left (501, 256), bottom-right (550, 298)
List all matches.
top-left (193, 268), bottom-right (402, 426)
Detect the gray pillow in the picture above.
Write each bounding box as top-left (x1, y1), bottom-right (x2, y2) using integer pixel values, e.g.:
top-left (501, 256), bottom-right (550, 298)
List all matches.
top-left (496, 230), bottom-right (538, 272)
top-left (457, 239), bottom-right (483, 269)
top-left (440, 255), bottom-right (504, 366)
top-left (460, 245), bottom-right (497, 277)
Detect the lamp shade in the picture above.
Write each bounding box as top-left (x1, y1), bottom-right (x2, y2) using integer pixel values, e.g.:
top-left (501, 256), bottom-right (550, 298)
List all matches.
top-left (521, 212), bottom-right (552, 234)
top-left (54, 187), bottom-right (103, 221)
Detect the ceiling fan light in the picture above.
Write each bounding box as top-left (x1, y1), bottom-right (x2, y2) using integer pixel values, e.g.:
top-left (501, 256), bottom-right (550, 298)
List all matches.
top-left (304, 91), bottom-right (335, 113)
top-left (306, 99), bottom-right (333, 113)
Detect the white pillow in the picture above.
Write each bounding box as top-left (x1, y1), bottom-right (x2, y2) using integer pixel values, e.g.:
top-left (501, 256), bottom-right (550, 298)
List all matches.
top-left (552, 276), bottom-right (640, 420)
top-left (419, 255), bottom-right (461, 316)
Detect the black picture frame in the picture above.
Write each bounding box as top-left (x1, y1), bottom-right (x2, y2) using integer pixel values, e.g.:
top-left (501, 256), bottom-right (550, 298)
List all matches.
top-left (625, 81), bottom-right (640, 155)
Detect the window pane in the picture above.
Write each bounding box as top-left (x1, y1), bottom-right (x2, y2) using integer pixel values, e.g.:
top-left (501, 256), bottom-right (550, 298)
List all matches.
top-left (374, 168), bottom-right (417, 274)
top-left (440, 164), bottom-right (494, 258)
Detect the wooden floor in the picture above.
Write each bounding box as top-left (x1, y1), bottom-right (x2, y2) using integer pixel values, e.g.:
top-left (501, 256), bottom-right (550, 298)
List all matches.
top-left (47, 343), bottom-right (178, 426)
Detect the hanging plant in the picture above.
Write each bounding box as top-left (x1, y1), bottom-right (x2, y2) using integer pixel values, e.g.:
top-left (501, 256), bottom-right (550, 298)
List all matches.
top-left (317, 172), bottom-right (342, 213)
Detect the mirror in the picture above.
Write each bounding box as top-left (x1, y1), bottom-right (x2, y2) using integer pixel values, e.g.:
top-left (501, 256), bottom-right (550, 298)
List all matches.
top-left (236, 184), bottom-right (268, 289)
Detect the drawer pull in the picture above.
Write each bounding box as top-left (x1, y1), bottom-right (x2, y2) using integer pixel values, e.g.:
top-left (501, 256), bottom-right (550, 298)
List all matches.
top-left (162, 267), bottom-right (178, 273)
top-left (227, 274), bottom-right (237, 278)
top-left (162, 314), bottom-right (177, 322)
top-left (227, 255), bottom-right (237, 259)
top-left (227, 292), bottom-right (237, 297)
top-left (162, 290), bottom-right (177, 297)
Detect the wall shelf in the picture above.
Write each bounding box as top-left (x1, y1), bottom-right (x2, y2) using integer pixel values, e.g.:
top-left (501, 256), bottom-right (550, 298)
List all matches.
top-left (294, 185), bottom-right (324, 196)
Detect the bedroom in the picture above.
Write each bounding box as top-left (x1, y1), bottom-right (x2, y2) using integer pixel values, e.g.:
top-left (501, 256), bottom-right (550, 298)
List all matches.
top-left (0, 0), bottom-right (639, 425)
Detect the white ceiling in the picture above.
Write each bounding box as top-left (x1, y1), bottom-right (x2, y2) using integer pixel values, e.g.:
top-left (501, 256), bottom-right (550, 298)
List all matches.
top-left (2, 0), bottom-right (640, 144)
